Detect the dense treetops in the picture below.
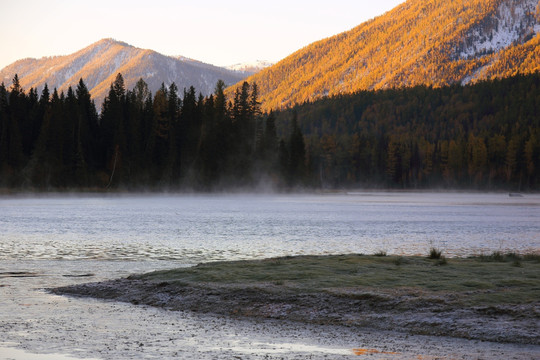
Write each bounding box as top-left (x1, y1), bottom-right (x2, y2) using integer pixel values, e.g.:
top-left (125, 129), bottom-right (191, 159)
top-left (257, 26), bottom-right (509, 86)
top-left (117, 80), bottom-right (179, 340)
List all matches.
top-left (274, 71), bottom-right (540, 190)
top-left (0, 71), bottom-right (538, 191)
top-left (232, 0), bottom-right (540, 111)
top-left (0, 74), bottom-right (306, 190)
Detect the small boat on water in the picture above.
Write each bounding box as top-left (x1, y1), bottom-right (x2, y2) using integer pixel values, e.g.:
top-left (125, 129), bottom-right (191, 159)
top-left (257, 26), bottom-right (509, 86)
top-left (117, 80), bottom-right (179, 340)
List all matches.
top-left (509, 193), bottom-right (524, 197)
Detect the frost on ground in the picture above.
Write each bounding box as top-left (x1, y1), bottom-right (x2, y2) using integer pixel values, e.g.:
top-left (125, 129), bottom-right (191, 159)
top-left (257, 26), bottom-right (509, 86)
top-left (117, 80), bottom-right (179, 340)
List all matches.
top-left (2, 257), bottom-right (539, 360)
top-left (51, 276), bottom-right (540, 346)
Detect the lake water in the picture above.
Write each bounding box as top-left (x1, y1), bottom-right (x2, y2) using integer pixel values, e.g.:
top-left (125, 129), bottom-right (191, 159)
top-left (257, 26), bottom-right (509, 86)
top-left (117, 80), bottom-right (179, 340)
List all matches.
top-left (2, 192), bottom-right (539, 262)
top-left (1, 192), bottom-right (539, 359)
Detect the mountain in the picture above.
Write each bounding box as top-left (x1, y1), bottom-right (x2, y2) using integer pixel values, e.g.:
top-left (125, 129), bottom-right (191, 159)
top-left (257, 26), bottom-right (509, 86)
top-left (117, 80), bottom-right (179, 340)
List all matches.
top-left (0, 39), bottom-right (247, 108)
top-left (225, 60), bottom-right (273, 75)
top-left (234, 0), bottom-right (540, 110)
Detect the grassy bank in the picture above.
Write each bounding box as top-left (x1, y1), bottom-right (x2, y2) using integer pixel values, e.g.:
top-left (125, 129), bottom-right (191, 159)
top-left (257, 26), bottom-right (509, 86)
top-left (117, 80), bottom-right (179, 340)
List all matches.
top-left (131, 253), bottom-right (540, 308)
top-left (54, 253), bottom-right (540, 344)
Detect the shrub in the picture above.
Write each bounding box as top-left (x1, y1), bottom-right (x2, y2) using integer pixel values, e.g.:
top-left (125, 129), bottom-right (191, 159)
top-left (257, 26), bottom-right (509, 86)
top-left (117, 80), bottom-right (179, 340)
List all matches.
top-left (523, 254), bottom-right (540, 263)
top-left (490, 251), bottom-right (505, 262)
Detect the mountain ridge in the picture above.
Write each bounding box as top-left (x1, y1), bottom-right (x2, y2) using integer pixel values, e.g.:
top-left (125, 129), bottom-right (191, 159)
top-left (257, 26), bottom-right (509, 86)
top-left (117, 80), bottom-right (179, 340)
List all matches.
top-left (0, 38), bottom-right (246, 108)
top-left (231, 0), bottom-right (540, 110)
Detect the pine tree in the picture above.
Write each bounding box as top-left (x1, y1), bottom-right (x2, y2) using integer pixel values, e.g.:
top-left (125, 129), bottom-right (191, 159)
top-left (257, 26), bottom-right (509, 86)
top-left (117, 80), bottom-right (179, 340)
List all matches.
top-left (130, 78), bottom-right (153, 181)
top-left (2, 76), bottom-right (25, 176)
top-left (166, 83), bottom-right (181, 184)
top-left (196, 95), bottom-right (220, 188)
top-left (262, 111), bottom-right (278, 171)
top-left (28, 89), bottom-right (65, 188)
top-left (147, 87), bottom-right (169, 182)
top-left (100, 74), bottom-right (127, 187)
top-left (73, 79), bottom-right (99, 186)
top-left (278, 138), bottom-right (289, 186)
top-left (288, 111), bottom-right (306, 186)
top-left (213, 80), bottom-right (230, 181)
top-left (178, 86), bottom-right (200, 180)
top-left (0, 82), bottom-right (11, 184)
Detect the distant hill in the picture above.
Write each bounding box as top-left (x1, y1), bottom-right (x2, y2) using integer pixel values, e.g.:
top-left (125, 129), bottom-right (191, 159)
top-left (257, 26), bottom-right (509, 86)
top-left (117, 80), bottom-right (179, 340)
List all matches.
top-left (0, 39), bottom-right (247, 108)
top-left (232, 0), bottom-right (540, 110)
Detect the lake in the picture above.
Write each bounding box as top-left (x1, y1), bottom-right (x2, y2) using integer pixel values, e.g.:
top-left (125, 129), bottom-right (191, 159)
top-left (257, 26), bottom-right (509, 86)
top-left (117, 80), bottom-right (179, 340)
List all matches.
top-left (2, 192), bottom-right (539, 261)
top-left (1, 192), bottom-right (539, 359)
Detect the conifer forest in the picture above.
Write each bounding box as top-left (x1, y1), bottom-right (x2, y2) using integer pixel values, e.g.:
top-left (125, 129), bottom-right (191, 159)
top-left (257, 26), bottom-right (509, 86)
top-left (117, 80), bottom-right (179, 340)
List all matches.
top-left (0, 72), bottom-right (539, 191)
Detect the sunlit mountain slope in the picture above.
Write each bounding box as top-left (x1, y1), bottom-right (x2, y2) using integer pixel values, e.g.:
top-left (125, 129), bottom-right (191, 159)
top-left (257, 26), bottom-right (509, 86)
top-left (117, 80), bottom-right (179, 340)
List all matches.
top-left (0, 39), bottom-right (246, 108)
top-left (234, 0), bottom-right (540, 110)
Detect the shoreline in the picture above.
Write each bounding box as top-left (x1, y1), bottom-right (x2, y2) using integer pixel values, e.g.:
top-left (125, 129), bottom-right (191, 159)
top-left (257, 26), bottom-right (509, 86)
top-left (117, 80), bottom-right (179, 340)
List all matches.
top-left (2, 188), bottom-right (539, 196)
top-left (51, 254), bottom-right (540, 345)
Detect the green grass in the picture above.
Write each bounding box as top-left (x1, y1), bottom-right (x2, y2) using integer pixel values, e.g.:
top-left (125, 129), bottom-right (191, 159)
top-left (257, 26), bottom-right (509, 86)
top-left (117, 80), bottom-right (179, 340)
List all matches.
top-left (474, 251), bottom-right (539, 263)
top-left (131, 254), bottom-right (540, 307)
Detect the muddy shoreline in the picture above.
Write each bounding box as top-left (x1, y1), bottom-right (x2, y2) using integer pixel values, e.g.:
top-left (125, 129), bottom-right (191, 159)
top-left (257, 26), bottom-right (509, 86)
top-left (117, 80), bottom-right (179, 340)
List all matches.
top-left (51, 276), bottom-right (540, 346)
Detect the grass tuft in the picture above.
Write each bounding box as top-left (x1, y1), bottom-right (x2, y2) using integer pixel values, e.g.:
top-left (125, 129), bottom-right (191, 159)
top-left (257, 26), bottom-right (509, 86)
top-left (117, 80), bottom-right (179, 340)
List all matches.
top-left (428, 247), bottom-right (443, 259)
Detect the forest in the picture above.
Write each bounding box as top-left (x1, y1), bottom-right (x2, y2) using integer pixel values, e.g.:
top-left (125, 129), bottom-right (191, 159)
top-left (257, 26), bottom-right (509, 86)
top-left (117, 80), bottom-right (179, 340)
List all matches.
top-left (0, 71), bottom-right (539, 191)
top-left (276, 72), bottom-right (540, 190)
top-left (0, 74), bottom-right (305, 190)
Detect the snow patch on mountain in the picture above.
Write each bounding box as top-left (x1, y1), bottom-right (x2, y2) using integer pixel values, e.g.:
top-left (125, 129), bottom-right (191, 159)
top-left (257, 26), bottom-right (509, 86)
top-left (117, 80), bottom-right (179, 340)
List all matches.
top-left (460, 54), bottom-right (500, 85)
top-left (226, 60), bottom-right (273, 75)
top-left (459, 0), bottom-right (539, 59)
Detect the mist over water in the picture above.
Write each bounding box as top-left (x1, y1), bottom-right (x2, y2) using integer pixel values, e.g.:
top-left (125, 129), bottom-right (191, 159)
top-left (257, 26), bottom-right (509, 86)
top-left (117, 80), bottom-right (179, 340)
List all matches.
top-left (1, 192), bottom-right (539, 261)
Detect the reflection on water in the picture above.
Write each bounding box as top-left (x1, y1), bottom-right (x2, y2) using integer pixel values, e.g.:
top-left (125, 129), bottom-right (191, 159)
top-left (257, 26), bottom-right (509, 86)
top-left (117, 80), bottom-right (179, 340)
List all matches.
top-left (1, 192), bottom-right (539, 261)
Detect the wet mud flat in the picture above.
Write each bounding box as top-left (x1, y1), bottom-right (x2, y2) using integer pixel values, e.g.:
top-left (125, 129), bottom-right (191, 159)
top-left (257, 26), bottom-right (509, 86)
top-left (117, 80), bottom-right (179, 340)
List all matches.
top-left (52, 254), bottom-right (540, 346)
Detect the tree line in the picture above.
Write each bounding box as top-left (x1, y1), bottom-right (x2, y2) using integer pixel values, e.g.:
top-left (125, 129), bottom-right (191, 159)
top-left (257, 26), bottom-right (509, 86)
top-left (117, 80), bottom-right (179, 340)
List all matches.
top-left (274, 72), bottom-right (540, 190)
top-left (1, 71), bottom-right (539, 191)
top-left (0, 74), bottom-right (306, 190)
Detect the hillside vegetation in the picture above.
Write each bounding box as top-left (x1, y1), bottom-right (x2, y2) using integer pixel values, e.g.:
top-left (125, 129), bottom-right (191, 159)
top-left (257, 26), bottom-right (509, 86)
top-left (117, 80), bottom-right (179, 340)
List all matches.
top-left (1, 72), bottom-right (538, 190)
top-left (275, 72), bottom-right (540, 189)
top-left (233, 0), bottom-right (540, 110)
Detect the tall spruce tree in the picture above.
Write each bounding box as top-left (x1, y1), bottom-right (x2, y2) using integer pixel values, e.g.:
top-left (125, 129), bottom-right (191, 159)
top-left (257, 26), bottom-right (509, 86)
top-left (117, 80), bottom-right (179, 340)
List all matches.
top-left (288, 111), bottom-right (306, 186)
top-left (147, 86), bottom-right (169, 182)
top-left (2, 76), bottom-right (25, 178)
top-left (73, 79), bottom-right (98, 186)
top-left (166, 83), bottom-right (181, 184)
top-left (0, 82), bottom-right (11, 183)
top-left (100, 73), bottom-right (127, 187)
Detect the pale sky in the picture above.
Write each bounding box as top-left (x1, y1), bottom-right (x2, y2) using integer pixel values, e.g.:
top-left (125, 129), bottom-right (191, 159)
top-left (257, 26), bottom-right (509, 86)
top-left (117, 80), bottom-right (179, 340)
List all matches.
top-left (0, 0), bottom-right (405, 69)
